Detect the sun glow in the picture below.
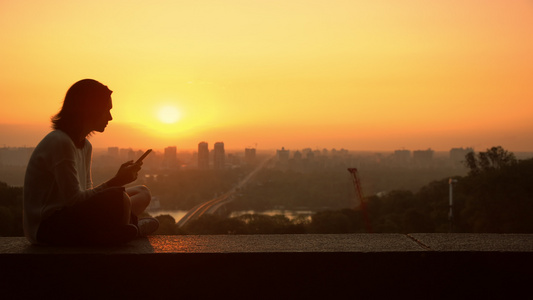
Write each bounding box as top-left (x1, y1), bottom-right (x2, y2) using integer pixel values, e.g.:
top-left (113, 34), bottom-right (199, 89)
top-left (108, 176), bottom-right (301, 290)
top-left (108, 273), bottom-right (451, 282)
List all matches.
top-left (157, 105), bottom-right (181, 124)
top-left (1, 1), bottom-right (532, 151)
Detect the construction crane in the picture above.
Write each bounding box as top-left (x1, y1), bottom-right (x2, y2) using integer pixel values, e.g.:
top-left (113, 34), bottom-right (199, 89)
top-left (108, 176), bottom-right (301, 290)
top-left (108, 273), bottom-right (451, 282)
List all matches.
top-left (347, 168), bottom-right (373, 233)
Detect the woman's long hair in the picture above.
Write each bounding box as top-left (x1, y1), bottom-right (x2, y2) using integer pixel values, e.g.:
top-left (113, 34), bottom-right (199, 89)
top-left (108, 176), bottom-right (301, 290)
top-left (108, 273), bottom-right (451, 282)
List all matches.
top-left (51, 79), bottom-right (112, 144)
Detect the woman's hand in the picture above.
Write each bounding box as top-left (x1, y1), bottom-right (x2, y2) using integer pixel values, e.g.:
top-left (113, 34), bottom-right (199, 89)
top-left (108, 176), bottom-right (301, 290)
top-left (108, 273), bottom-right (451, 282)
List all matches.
top-left (107, 160), bottom-right (142, 187)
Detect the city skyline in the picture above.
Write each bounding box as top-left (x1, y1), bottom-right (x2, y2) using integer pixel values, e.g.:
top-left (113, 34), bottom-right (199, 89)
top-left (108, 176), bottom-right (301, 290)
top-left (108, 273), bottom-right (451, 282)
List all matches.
top-left (1, 1), bottom-right (532, 152)
top-left (0, 142), bottom-right (479, 174)
top-left (6, 142), bottom-right (528, 168)
top-left (2, 140), bottom-right (530, 155)
top-left (1, 123), bottom-right (530, 154)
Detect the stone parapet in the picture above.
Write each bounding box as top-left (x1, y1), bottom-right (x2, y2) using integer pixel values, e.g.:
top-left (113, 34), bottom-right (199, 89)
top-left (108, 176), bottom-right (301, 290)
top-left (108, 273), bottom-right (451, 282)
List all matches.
top-left (1, 234), bottom-right (531, 299)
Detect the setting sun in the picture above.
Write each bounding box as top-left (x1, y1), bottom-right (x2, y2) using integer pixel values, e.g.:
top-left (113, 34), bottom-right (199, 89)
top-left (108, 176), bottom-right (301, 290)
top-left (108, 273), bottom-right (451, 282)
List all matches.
top-left (157, 105), bottom-right (181, 124)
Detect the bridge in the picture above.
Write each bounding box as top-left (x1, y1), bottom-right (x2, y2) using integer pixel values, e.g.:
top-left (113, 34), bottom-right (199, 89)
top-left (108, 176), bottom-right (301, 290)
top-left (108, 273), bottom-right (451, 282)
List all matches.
top-left (176, 156), bottom-right (273, 228)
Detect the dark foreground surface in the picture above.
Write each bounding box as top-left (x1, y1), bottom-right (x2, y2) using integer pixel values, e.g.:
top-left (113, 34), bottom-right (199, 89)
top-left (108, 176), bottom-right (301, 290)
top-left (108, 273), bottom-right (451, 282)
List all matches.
top-left (1, 234), bottom-right (532, 299)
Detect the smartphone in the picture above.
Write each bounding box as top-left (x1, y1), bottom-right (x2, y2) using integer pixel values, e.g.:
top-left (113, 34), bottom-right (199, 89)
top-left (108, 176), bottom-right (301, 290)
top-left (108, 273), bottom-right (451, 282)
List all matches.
top-left (135, 149), bottom-right (152, 164)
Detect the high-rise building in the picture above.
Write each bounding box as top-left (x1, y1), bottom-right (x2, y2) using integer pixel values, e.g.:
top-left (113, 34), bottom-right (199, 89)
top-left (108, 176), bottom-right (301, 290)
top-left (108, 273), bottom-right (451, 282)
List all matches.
top-left (393, 149), bottom-right (411, 165)
top-left (198, 142), bottom-right (209, 169)
top-left (245, 148), bottom-right (256, 164)
top-left (450, 147), bottom-right (473, 166)
top-left (164, 146), bottom-right (178, 168)
top-left (277, 147), bottom-right (290, 162)
top-left (119, 148), bottom-right (135, 161)
top-left (413, 148), bottom-right (434, 167)
top-left (214, 142), bottom-right (225, 169)
top-left (303, 148), bottom-right (314, 160)
top-left (293, 150), bottom-right (302, 160)
top-left (107, 147), bottom-right (119, 158)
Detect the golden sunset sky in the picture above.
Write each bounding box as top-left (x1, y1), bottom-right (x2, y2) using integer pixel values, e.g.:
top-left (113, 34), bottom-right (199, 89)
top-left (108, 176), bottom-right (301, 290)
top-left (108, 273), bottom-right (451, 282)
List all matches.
top-left (1, 0), bottom-right (532, 152)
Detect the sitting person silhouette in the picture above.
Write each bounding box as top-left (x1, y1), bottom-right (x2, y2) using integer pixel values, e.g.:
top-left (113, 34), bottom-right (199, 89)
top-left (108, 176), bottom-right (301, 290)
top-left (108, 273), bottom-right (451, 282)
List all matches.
top-left (23, 79), bottom-right (159, 245)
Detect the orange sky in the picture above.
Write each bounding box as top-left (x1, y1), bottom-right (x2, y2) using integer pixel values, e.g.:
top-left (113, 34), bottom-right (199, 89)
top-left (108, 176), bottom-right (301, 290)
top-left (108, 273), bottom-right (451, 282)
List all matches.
top-left (1, 1), bottom-right (532, 152)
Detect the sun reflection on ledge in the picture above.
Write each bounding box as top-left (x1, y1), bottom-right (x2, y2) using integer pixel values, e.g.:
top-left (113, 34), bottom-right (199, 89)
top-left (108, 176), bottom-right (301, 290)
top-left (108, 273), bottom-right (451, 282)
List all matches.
top-left (148, 236), bottom-right (211, 253)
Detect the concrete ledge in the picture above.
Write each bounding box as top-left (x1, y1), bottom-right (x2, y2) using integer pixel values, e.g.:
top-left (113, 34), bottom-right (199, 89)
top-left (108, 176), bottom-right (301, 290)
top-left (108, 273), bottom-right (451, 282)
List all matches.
top-left (1, 234), bottom-right (532, 299)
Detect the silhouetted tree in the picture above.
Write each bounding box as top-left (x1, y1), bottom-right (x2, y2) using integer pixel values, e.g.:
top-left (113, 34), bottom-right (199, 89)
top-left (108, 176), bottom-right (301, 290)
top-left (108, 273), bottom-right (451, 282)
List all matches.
top-left (0, 182), bottom-right (23, 236)
top-left (465, 146), bottom-right (517, 175)
top-left (460, 156), bottom-right (533, 233)
top-left (236, 214), bottom-right (295, 234)
top-left (402, 209), bottom-right (434, 233)
top-left (309, 210), bottom-right (355, 233)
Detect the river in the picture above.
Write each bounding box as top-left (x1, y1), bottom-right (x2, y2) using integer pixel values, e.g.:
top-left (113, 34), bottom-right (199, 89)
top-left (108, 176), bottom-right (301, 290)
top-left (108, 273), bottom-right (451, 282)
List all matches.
top-left (146, 209), bottom-right (315, 222)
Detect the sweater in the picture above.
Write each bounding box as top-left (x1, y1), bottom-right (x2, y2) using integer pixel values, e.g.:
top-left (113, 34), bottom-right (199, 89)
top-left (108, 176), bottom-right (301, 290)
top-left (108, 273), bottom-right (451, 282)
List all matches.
top-left (23, 130), bottom-right (106, 244)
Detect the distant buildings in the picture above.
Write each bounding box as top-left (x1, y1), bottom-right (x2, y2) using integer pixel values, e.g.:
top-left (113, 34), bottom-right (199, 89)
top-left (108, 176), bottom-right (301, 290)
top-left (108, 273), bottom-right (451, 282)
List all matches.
top-left (293, 150), bottom-right (302, 160)
top-left (213, 142), bottom-right (225, 170)
top-left (163, 146), bottom-right (178, 168)
top-left (413, 149), bottom-right (434, 167)
top-left (107, 147), bottom-right (119, 158)
top-left (450, 147), bottom-right (474, 166)
top-left (277, 147), bottom-right (290, 162)
top-left (269, 146), bottom-right (475, 171)
top-left (0, 143), bottom-right (479, 172)
top-left (245, 148), bottom-right (257, 165)
top-left (0, 147), bottom-right (33, 166)
top-left (198, 142), bottom-right (209, 169)
top-left (197, 142), bottom-right (256, 170)
top-left (393, 149), bottom-right (411, 165)
top-left (389, 147), bottom-right (474, 168)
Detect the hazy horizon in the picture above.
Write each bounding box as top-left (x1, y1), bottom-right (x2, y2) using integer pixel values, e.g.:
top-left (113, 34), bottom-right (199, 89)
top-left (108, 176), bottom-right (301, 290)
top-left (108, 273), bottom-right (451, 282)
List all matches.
top-left (1, 120), bottom-right (532, 153)
top-left (2, 1), bottom-right (532, 153)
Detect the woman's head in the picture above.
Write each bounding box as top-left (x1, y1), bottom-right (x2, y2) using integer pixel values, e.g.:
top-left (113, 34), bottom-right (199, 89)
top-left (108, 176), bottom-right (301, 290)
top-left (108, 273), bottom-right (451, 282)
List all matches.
top-left (52, 79), bottom-right (113, 139)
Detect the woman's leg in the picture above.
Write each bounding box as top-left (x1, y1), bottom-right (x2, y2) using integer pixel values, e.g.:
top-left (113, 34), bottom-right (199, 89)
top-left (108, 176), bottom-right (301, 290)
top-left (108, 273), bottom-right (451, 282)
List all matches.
top-left (37, 187), bottom-right (136, 245)
top-left (126, 185), bottom-right (159, 236)
top-left (126, 185), bottom-right (152, 216)
top-left (121, 191), bottom-right (132, 224)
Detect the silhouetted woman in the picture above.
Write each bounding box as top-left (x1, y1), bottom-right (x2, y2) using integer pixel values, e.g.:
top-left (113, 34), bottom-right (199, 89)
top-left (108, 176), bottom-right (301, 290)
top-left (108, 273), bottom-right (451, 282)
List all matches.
top-left (23, 79), bottom-right (158, 245)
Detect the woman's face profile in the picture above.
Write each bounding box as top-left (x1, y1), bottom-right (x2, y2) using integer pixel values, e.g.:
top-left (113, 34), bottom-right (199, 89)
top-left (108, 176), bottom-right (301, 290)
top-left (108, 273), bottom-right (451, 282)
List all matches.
top-left (91, 97), bottom-right (113, 133)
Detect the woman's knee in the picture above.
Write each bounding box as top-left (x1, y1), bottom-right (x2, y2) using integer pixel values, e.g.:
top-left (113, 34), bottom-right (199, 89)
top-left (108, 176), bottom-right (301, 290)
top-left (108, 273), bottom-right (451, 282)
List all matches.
top-left (138, 185), bottom-right (151, 197)
top-left (120, 192), bottom-right (132, 223)
top-left (126, 185), bottom-right (151, 197)
top-left (129, 185), bottom-right (152, 215)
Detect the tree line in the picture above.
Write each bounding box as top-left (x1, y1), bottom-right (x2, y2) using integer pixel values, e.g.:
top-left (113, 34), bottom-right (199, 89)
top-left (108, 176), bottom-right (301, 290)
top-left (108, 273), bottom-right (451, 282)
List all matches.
top-left (0, 182), bottom-right (23, 236)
